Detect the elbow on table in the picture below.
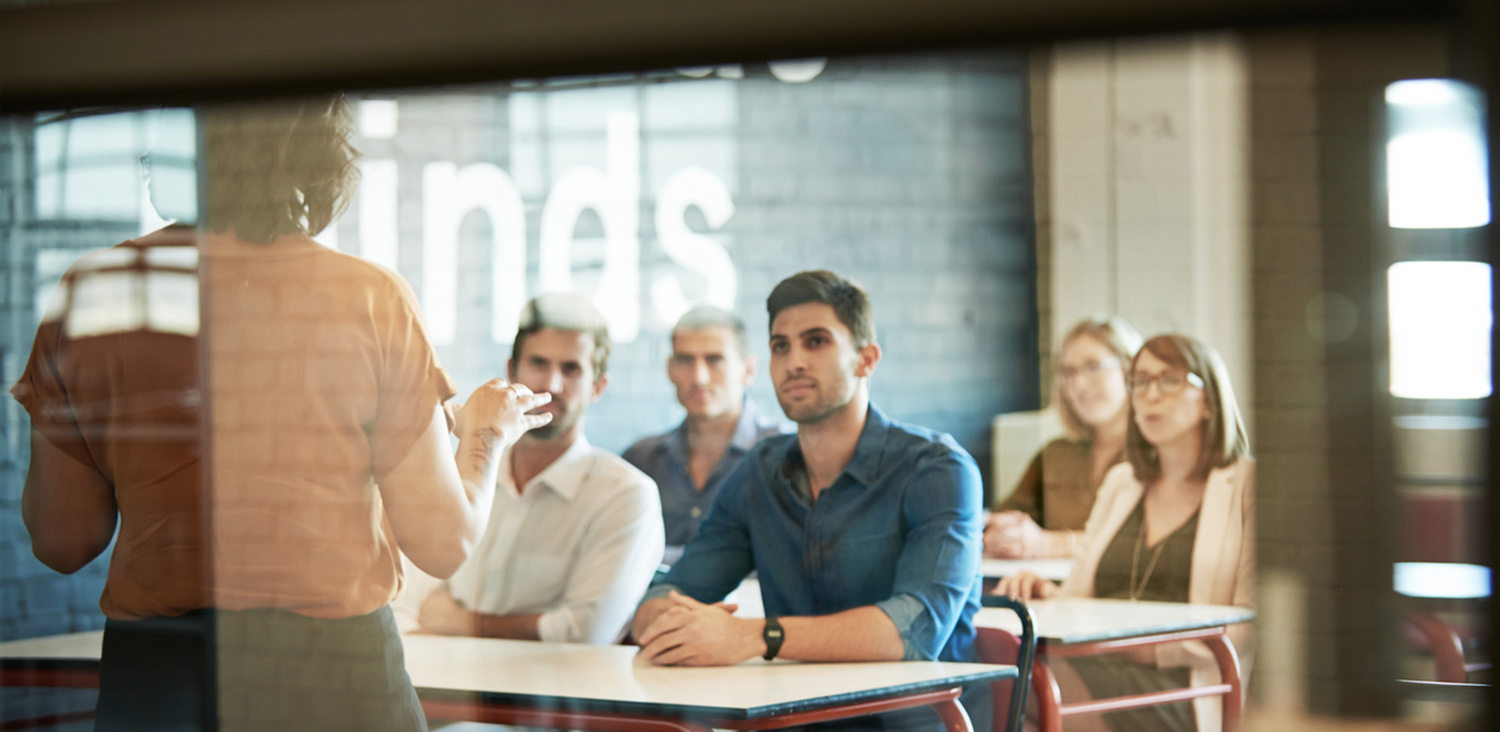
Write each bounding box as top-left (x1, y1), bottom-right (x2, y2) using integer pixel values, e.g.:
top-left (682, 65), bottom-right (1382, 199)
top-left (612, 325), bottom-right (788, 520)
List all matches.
top-left (903, 636), bottom-right (942, 662)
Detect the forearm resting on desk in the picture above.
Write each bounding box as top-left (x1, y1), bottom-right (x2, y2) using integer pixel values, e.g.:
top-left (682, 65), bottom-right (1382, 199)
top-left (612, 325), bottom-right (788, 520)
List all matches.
top-left (778, 607), bottom-right (905, 661)
top-left (418, 586), bottom-right (541, 640)
top-left (1034, 529), bottom-right (1080, 558)
top-left (634, 591), bottom-right (904, 666)
top-left (984, 511), bottom-right (1078, 558)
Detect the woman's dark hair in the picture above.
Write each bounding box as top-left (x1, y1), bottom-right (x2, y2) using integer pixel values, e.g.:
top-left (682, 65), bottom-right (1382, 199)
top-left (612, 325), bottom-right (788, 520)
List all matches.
top-left (1125, 333), bottom-right (1250, 483)
top-left (202, 95), bottom-right (359, 244)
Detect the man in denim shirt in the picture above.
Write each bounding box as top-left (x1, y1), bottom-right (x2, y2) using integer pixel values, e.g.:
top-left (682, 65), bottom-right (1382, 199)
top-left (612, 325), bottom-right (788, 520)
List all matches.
top-left (632, 270), bottom-right (988, 732)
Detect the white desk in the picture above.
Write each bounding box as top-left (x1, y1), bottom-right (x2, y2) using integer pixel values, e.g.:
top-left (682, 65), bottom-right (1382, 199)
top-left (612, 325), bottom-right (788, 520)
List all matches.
top-left (0, 630), bottom-right (102, 662)
top-left (976, 598), bottom-right (1253, 732)
top-left (1, 630), bottom-right (1016, 732)
top-left (981, 559), bottom-right (1074, 582)
top-left (976, 597), bottom-right (1253, 644)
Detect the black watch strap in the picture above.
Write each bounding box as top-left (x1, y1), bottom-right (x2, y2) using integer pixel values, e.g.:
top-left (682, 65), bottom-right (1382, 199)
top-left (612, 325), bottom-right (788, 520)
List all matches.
top-left (762, 616), bottom-right (785, 661)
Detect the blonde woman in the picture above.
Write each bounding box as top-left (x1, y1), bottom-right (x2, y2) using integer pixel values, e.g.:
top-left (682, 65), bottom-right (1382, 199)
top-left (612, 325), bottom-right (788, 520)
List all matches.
top-left (986, 316), bottom-right (1143, 558)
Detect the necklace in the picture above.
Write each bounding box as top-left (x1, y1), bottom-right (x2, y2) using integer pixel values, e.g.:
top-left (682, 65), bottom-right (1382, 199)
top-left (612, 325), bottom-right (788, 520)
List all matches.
top-left (1129, 511), bottom-right (1168, 601)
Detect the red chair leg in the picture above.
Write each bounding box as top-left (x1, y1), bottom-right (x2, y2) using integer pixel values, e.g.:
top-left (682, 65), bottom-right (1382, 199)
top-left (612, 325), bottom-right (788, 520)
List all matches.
top-left (1032, 659), bottom-right (1063, 732)
top-left (1203, 632), bottom-right (1243, 732)
top-left (1408, 612), bottom-right (1469, 683)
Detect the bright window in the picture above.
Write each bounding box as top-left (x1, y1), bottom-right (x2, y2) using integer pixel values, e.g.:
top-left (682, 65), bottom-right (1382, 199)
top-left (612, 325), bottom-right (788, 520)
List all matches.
top-left (1385, 79), bottom-right (1490, 229)
top-left (1388, 260), bottom-right (1492, 399)
top-left (33, 108), bottom-right (196, 231)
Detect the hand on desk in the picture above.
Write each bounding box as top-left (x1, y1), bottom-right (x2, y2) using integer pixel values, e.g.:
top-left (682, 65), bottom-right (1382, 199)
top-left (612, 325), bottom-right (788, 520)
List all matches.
top-left (636, 590), bottom-right (759, 667)
top-left (984, 511), bottom-right (1043, 558)
top-left (991, 571), bottom-right (1058, 601)
top-left (418, 586), bottom-right (476, 636)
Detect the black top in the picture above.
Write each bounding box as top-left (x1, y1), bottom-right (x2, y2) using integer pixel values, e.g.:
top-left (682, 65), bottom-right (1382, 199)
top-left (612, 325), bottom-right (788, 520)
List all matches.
top-left (1093, 499), bottom-right (1199, 602)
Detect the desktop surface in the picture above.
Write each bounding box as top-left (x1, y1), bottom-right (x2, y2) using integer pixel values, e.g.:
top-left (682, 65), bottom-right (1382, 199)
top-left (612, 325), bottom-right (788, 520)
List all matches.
top-left (976, 597), bottom-right (1254, 645)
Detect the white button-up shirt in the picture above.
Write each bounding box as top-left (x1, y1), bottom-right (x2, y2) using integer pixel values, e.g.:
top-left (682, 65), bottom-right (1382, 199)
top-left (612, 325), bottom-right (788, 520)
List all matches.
top-left (398, 436), bottom-right (663, 644)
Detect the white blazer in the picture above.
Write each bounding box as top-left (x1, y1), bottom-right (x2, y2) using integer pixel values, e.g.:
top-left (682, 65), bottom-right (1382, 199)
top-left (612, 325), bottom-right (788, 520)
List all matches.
top-left (1061, 457), bottom-right (1256, 732)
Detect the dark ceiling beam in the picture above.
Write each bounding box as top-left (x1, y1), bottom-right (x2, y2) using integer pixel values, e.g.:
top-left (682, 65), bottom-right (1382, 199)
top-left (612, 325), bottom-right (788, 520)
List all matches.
top-left (0, 0), bottom-right (1454, 112)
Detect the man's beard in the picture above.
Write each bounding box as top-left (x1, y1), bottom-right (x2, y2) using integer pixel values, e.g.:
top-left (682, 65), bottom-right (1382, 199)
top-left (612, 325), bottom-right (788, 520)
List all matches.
top-left (525, 404), bottom-right (573, 440)
top-left (777, 388), bottom-right (847, 425)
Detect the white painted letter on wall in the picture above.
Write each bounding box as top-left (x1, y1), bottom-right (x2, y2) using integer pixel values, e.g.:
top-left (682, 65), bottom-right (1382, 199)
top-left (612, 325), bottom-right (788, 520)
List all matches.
top-left (538, 111), bottom-right (642, 342)
top-left (359, 159), bottom-right (400, 270)
top-left (422, 161), bottom-right (527, 345)
top-left (652, 166), bottom-right (737, 325)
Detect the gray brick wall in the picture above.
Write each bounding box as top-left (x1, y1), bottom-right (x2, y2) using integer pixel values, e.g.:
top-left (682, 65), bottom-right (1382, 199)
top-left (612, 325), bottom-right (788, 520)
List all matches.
top-left (0, 52), bottom-right (1039, 640)
top-left (1, 116), bottom-right (124, 641)
top-left (371, 55), bottom-right (1038, 488)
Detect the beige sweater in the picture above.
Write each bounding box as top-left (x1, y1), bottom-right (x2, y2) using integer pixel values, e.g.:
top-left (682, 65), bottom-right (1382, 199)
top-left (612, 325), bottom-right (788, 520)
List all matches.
top-left (1061, 457), bottom-right (1256, 732)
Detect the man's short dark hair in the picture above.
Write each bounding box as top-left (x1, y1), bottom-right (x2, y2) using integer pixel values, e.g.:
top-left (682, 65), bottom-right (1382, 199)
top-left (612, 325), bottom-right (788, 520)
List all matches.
top-left (511, 293), bottom-right (611, 381)
top-left (765, 270), bottom-right (876, 347)
top-left (672, 305), bottom-right (749, 356)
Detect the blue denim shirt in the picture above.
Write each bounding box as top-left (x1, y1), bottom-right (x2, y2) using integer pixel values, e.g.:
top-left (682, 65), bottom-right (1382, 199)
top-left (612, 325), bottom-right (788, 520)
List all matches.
top-left (623, 399), bottom-right (789, 546)
top-left (646, 404), bottom-right (984, 662)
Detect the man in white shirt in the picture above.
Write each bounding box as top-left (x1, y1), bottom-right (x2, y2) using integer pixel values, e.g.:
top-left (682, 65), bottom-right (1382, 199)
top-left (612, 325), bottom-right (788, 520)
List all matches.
top-left (397, 293), bottom-right (664, 644)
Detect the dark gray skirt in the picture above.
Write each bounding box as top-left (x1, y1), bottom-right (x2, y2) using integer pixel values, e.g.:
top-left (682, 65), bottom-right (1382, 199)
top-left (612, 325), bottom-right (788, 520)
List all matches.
top-left (96, 605), bottom-right (426, 732)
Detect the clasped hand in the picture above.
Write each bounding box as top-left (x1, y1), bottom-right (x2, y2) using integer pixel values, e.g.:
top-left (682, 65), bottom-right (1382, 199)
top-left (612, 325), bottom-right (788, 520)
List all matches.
top-left (983, 510), bottom-right (1043, 558)
top-left (636, 590), bottom-right (757, 667)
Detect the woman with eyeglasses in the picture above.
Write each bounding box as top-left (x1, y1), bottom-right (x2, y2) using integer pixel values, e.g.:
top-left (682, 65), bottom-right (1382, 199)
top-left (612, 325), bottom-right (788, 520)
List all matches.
top-left (985, 316), bottom-right (1142, 559)
top-left (994, 333), bottom-right (1253, 732)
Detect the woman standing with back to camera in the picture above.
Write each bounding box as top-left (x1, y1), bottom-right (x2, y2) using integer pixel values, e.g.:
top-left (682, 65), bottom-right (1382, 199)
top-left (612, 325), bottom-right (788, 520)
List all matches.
top-left (986, 316), bottom-right (1142, 559)
top-left (15, 96), bottom-right (551, 731)
top-left (995, 333), bottom-right (1254, 732)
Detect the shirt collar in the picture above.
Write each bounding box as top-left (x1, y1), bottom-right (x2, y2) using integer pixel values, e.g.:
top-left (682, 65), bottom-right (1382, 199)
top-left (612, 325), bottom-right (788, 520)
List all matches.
top-left (843, 403), bottom-right (891, 486)
top-left (505, 435), bottom-right (594, 503)
top-left (730, 398), bottom-right (777, 451)
top-left (778, 402), bottom-right (891, 488)
top-left (667, 397), bottom-right (773, 462)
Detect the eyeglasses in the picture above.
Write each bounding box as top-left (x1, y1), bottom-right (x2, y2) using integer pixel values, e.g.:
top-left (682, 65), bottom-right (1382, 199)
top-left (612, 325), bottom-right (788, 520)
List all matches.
top-left (1126, 370), bottom-right (1205, 396)
top-left (1056, 357), bottom-right (1120, 382)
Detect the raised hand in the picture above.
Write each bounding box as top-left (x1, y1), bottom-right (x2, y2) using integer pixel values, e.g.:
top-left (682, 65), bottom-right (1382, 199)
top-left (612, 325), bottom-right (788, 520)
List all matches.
top-left (453, 379), bottom-right (552, 471)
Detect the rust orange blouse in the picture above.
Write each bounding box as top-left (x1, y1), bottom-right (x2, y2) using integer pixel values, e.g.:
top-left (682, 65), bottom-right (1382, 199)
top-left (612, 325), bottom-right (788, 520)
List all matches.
top-left (14, 227), bottom-right (455, 620)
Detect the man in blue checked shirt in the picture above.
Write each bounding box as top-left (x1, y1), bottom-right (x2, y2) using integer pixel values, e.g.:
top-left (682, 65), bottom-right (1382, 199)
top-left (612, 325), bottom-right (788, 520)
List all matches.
top-left (632, 270), bottom-right (989, 732)
top-left (623, 305), bottom-right (789, 553)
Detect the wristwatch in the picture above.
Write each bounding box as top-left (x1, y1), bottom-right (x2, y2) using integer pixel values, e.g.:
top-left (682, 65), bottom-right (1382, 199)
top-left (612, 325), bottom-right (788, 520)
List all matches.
top-left (762, 616), bottom-right (785, 661)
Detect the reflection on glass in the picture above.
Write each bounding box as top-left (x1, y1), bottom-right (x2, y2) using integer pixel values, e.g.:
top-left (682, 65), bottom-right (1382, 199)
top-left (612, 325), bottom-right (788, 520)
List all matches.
top-left (1394, 561), bottom-right (1491, 600)
top-left (33, 108), bottom-right (197, 231)
top-left (1388, 260), bottom-right (1492, 399)
top-left (1385, 79), bottom-right (1490, 229)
